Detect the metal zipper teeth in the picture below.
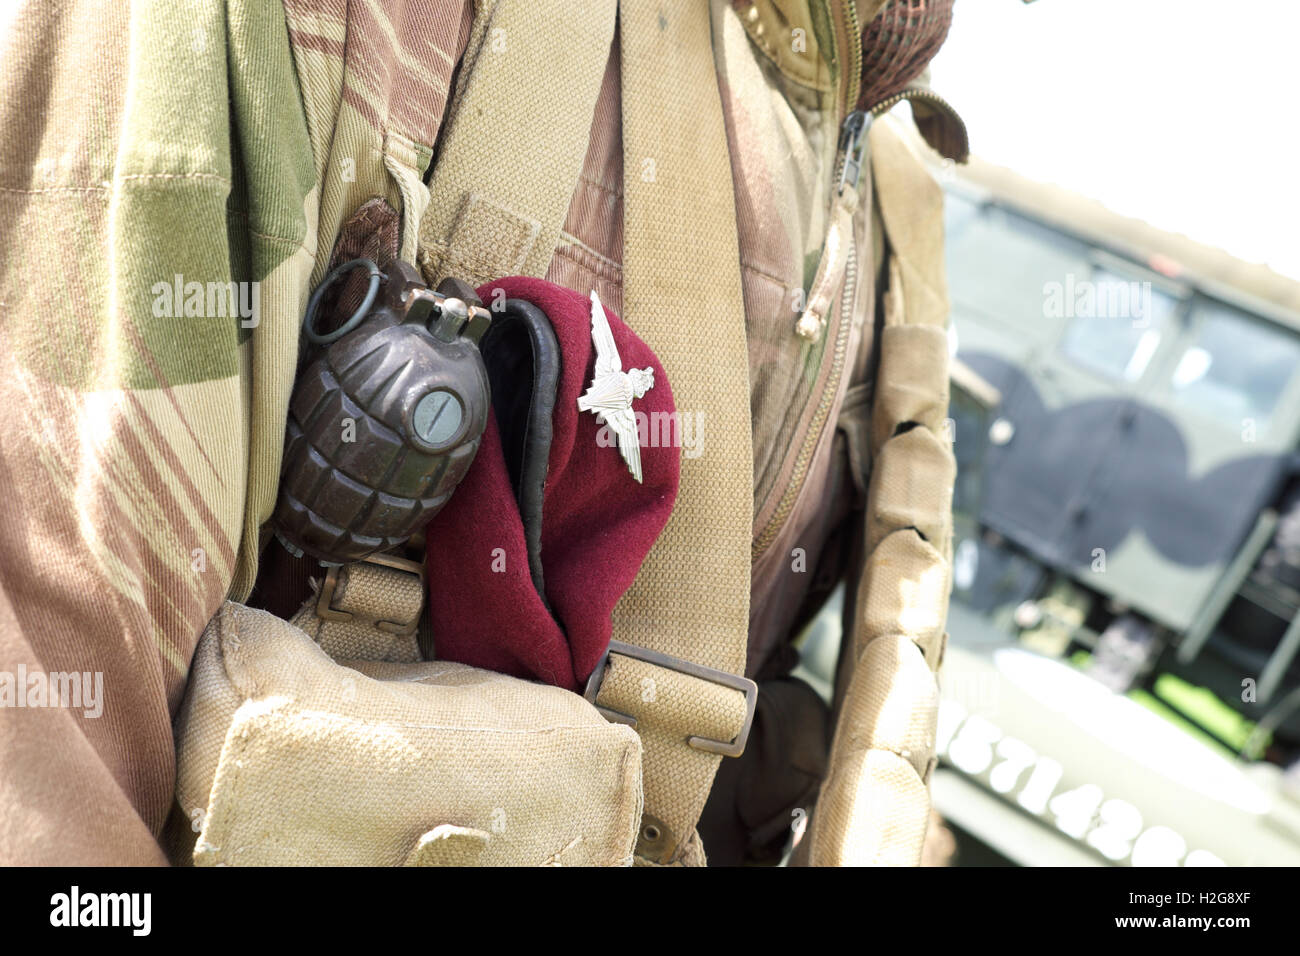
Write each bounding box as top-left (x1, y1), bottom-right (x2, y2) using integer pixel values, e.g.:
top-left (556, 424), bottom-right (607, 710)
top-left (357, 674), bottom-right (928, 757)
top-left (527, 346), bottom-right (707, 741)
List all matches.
top-left (792, 0), bottom-right (870, 530)
top-left (834, 0), bottom-right (863, 119)
top-left (748, 59), bottom-right (941, 564)
top-left (752, 67), bottom-right (944, 562)
top-left (753, 231), bottom-right (857, 560)
top-left (867, 86), bottom-right (957, 119)
top-left (750, 83), bottom-right (865, 562)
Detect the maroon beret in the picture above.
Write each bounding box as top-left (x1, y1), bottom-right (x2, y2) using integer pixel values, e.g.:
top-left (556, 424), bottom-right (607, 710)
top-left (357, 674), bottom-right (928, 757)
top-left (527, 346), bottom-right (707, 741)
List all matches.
top-left (423, 277), bottom-right (680, 690)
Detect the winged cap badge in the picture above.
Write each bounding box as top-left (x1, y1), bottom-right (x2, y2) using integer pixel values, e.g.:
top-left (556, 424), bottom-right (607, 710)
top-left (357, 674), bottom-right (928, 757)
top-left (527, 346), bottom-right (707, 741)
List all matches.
top-left (577, 290), bottom-right (654, 483)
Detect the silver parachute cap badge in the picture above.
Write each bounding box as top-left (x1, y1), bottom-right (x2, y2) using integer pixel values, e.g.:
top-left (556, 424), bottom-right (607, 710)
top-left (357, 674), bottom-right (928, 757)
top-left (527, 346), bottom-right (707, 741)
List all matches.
top-left (577, 290), bottom-right (654, 483)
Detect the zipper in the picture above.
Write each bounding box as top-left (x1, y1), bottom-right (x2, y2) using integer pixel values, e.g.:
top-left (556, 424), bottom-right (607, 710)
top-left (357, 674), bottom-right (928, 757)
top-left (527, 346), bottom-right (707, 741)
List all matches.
top-left (830, 0), bottom-right (862, 120)
top-left (865, 84), bottom-right (968, 164)
top-left (753, 228), bottom-right (857, 560)
top-left (837, 108), bottom-right (869, 194)
top-left (865, 85), bottom-right (959, 120)
top-left (750, 20), bottom-right (965, 562)
top-left (754, 106), bottom-right (866, 561)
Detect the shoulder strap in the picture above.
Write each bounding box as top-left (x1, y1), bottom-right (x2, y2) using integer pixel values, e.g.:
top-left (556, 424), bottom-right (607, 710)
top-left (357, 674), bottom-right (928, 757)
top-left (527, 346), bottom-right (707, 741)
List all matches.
top-left (805, 116), bottom-right (953, 866)
top-left (303, 0), bottom-right (758, 867)
top-left (582, 0), bottom-right (757, 866)
top-left (417, 0), bottom-right (617, 286)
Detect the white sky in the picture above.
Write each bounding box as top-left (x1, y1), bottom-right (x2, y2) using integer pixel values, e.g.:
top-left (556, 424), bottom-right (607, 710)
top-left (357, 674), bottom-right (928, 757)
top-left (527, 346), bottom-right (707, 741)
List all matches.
top-left (928, 0), bottom-right (1300, 280)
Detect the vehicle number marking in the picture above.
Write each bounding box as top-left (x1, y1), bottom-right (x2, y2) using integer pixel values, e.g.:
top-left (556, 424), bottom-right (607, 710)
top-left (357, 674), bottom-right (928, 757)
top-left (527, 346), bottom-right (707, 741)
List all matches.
top-left (938, 701), bottom-right (1226, 866)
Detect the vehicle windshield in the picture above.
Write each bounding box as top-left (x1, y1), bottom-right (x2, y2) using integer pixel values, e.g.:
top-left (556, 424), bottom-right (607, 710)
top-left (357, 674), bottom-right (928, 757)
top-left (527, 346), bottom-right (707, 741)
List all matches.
top-left (1055, 269), bottom-right (1179, 382)
top-left (1168, 301), bottom-right (1300, 430)
top-left (944, 195), bottom-right (1090, 333)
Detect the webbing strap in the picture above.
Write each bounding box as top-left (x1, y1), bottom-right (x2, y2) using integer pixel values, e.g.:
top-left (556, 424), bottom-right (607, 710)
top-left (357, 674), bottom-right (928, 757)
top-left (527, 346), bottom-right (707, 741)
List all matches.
top-left (416, 0), bottom-right (617, 286)
top-left (290, 556), bottom-right (426, 663)
top-left (593, 0), bottom-right (755, 865)
top-left (805, 118), bottom-right (953, 866)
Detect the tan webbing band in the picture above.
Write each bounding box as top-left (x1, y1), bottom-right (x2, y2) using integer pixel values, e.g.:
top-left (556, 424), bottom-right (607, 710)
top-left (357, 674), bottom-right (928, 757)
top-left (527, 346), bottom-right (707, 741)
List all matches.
top-left (595, 0), bottom-right (756, 865)
top-left (806, 119), bottom-right (953, 866)
top-left (291, 555), bottom-right (426, 663)
top-left (417, 0), bottom-right (618, 286)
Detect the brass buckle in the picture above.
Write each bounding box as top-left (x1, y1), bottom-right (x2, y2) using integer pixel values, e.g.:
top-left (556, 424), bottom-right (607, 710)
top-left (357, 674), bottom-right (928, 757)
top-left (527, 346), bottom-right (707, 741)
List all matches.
top-left (583, 639), bottom-right (758, 758)
top-left (315, 553), bottom-right (425, 637)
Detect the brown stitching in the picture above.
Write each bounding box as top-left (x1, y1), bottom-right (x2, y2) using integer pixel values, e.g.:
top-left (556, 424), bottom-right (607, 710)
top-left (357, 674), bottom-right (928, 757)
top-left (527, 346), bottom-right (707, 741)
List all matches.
top-left (225, 208), bottom-right (316, 255)
top-left (557, 231), bottom-right (620, 271)
top-left (577, 173), bottom-right (621, 199)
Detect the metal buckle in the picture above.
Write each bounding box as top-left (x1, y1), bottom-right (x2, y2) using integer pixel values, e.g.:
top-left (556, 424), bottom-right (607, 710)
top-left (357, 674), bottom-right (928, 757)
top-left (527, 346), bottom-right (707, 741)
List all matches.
top-left (315, 553), bottom-right (425, 637)
top-left (583, 639), bottom-right (758, 758)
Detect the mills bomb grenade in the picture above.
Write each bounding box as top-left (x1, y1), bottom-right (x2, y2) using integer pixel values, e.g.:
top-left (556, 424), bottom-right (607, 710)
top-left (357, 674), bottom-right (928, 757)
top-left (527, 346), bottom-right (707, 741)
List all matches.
top-left (273, 258), bottom-right (491, 565)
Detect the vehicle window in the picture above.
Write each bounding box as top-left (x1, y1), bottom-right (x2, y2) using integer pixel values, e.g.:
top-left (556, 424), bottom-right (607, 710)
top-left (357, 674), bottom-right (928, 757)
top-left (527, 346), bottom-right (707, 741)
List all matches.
top-left (1056, 269), bottom-right (1179, 382)
top-left (945, 202), bottom-right (1091, 335)
top-left (943, 191), bottom-right (981, 245)
top-left (1169, 301), bottom-right (1300, 430)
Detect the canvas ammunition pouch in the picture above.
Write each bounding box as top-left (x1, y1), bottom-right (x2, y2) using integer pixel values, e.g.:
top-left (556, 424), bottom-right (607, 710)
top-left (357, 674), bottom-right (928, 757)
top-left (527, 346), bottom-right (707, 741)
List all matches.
top-left (174, 598), bottom-right (642, 866)
top-left (172, 0), bottom-right (958, 867)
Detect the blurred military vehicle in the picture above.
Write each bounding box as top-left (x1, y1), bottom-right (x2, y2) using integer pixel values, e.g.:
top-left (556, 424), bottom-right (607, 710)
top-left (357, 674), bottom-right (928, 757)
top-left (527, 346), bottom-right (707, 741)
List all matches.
top-left (797, 154), bottom-right (1300, 866)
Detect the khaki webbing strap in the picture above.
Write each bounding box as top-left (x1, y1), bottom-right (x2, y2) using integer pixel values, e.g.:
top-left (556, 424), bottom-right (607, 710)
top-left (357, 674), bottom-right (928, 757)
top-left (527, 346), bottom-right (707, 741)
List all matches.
top-left (591, 0), bottom-right (756, 866)
top-left (417, 0), bottom-right (617, 287)
top-left (806, 118), bottom-right (953, 866)
top-left (291, 556), bottom-right (426, 663)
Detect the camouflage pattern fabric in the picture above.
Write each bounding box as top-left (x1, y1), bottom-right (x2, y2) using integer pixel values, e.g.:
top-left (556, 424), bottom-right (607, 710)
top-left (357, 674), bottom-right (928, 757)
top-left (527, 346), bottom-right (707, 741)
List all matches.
top-left (0, 0), bottom-right (468, 865)
top-left (0, 0), bottom-right (945, 864)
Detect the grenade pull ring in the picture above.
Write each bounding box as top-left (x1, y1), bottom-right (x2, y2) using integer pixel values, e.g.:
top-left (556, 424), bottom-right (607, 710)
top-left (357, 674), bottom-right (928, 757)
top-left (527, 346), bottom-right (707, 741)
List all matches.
top-left (302, 257), bottom-right (384, 345)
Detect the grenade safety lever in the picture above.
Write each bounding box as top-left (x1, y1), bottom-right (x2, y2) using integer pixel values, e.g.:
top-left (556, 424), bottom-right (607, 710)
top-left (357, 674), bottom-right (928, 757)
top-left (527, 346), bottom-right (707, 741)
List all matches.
top-left (274, 259), bottom-right (492, 566)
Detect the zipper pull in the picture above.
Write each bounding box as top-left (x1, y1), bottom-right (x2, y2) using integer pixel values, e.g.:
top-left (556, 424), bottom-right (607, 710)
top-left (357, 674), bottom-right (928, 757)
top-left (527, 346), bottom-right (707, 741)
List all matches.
top-left (796, 112), bottom-right (870, 341)
top-left (837, 110), bottom-right (871, 196)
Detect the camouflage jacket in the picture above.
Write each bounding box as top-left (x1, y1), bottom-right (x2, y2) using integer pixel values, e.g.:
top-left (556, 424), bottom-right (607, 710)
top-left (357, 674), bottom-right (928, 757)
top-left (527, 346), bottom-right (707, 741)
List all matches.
top-left (0, 0), bottom-right (962, 864)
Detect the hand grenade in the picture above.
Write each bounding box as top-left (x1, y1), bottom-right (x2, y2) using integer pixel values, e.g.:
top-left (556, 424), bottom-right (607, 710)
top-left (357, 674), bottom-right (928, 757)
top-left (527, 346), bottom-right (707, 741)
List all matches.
top-left (273, 258), bottom-right (491, 565)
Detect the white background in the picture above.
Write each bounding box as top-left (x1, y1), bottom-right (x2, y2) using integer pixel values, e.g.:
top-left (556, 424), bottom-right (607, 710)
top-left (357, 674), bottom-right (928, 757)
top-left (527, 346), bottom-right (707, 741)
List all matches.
top-left (929, 0), bottom-right (1300, 280)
